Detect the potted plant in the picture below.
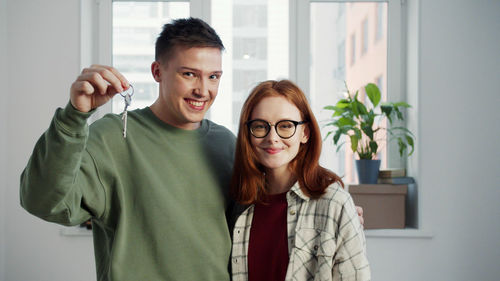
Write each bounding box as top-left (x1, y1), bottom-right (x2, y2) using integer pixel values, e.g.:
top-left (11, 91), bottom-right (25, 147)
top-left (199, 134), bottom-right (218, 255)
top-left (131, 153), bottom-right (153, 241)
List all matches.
top-left (323, 82), bottom-right (415, 184)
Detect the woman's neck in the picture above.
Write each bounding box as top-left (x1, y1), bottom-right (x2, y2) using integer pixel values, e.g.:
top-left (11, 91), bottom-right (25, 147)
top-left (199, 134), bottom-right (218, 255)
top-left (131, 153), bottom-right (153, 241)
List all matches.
top-left (265, 167), bottom-right (296, 195)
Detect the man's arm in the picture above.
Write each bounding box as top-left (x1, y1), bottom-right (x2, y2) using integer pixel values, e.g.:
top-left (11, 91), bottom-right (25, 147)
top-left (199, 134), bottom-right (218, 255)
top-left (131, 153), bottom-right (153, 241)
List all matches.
top-left (20, 65), bottom-right (129, 225)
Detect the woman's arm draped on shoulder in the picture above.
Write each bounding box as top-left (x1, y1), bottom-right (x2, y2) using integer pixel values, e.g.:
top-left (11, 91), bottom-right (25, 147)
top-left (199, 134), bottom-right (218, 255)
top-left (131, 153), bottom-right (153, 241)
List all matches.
top-left (20, 102), bottom-right (106, 226)
top-left (332, 195), bottom-right (371, 281)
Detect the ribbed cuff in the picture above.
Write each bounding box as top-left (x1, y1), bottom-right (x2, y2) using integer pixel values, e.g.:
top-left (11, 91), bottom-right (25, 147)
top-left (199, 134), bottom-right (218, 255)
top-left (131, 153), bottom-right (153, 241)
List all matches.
top-left (54, 102), bottom-right (95, 136)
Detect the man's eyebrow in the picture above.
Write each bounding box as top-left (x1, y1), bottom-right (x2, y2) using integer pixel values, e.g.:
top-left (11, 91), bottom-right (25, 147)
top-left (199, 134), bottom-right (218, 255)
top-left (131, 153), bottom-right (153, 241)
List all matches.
top-left (178, 66), bottom-right (222, 74)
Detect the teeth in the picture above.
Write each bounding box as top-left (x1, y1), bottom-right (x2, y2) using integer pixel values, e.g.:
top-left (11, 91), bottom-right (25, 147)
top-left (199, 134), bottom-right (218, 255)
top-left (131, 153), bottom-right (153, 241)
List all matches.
top-left (188, 100), bottom-right (204, 107)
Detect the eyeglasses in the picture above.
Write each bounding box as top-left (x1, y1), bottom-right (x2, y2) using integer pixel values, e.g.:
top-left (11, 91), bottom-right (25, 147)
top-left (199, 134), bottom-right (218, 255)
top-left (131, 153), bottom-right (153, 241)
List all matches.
top-left (246, 119), bottom-right (307, 139)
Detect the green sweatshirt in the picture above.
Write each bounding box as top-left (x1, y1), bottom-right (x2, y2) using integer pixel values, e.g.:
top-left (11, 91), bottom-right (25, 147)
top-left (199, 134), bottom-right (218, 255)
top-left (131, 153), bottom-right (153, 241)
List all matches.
top-left (20, 103), bottom-right (235, 281)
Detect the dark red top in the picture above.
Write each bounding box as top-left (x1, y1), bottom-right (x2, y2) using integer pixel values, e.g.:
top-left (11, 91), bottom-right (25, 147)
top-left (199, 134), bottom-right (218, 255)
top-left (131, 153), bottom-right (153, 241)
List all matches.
top-left (248, 192), bottom-right (289, 281)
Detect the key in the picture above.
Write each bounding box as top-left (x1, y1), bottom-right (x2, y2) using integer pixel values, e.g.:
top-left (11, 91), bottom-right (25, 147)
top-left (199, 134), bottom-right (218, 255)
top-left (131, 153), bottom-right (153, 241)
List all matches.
top-left (119, 85), bottom-right (134, 138)
top-left (121, 93), bottom-right (131, 138)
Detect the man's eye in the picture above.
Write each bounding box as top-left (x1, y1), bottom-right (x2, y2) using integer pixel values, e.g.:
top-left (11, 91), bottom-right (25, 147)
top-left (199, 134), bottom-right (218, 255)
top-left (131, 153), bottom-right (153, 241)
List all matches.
top-left (209, 74), bottom-right (220, 80)
top-left (183, 72), bottom-right (195, 77)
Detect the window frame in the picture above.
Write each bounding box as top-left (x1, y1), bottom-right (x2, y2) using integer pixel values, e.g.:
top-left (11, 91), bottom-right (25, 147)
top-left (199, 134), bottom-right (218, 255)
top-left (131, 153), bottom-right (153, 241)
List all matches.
top-left (83, 0), bottom-right (407, 168)
top-left (80, 0), bottom-right (207, 122)
top-left (79, 0), bottom-right (426, 234)
top-left (290, 0), bottom-right (406, 169)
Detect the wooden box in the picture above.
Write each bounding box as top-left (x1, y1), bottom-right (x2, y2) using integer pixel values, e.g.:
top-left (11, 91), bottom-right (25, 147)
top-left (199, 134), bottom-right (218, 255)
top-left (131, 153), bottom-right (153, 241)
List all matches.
top-left (348, 184), bottom-right (408, 229)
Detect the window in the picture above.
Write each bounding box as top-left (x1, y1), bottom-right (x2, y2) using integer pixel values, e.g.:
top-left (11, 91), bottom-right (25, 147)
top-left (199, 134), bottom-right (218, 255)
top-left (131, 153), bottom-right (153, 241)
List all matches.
top-left (85, 0), bottom-right (403, 185)
top-left (310, 1), bottom-right (388, 183)
top-left (111, 1), bottom-right (190, 113)
top-left (350, 33), bottom-right (356, 66)
top-left (209, 0), bottom-right (289, 132)
top-left (375, 2), bottom-right (385, 42)
top-left (362, 18), bottom-right (369, 55)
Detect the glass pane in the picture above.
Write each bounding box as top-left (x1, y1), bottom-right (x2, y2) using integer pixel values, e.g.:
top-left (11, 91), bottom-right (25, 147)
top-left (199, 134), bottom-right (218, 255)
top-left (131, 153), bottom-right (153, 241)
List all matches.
top-left (112, 1), bottom-right (190, 113)
top-left (210, 0), bottom-right (289, 133)
top-left (310, 2), bottom-right (388, 184)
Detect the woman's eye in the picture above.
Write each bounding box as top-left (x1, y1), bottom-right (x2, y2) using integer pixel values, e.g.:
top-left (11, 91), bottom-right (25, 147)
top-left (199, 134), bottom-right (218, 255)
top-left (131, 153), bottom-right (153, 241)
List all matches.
top-left (253, 125), bottom-right (266, 130)
top-left (278, 122), bottom-right (294, 129)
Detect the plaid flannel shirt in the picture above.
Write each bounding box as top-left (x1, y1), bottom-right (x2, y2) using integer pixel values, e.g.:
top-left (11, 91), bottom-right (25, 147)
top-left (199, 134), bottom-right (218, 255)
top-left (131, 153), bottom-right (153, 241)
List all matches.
top-left (231, 182), bottom-right (371, 281)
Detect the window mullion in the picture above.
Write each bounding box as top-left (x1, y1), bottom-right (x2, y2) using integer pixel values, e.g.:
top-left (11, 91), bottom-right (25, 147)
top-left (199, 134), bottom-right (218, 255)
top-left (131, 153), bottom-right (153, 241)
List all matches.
top-left (190, 0), bottom-right (210, 23)
top-left (387, 0), bottom-right (406, 169)
top-left (290, 0), bottom-right (310, 96)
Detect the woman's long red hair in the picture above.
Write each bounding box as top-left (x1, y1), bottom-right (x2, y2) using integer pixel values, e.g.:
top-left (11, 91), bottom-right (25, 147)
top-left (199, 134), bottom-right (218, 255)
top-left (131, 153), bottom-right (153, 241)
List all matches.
top-left (230, 80), bottom-right (343, 205)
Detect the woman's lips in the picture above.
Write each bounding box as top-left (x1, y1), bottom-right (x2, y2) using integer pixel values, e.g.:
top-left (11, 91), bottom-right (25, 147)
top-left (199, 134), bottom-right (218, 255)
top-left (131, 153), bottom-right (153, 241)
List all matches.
top-left (264, 148), bottom-right (282, 154)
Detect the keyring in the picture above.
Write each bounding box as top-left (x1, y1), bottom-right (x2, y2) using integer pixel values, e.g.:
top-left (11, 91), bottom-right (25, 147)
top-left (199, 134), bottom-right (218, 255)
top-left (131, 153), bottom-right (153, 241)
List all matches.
top-left (119, 84), bottom-right (134, 98)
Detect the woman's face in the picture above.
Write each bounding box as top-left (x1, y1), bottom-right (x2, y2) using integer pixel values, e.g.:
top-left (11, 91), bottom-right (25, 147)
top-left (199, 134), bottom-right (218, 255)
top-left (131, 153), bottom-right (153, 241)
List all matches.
top-left (249, 96), bottom-right (309, 175)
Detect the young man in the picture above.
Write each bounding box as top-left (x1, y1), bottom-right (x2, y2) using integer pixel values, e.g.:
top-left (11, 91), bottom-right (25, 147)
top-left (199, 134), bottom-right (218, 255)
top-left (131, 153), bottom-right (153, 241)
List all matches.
top-left (20, 18), bottom-right (234, 281)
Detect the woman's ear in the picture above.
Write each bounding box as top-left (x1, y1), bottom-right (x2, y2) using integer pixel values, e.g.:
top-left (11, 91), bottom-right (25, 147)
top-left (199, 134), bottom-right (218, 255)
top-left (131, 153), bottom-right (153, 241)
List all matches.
top-left (151, 61), bottom-right (162, 82)
top-left (301, 125), bottom-right (310, 144)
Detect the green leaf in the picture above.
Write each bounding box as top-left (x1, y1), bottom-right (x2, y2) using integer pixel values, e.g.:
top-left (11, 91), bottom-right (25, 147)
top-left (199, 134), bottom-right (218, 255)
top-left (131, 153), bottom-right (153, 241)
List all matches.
top-left (380, 105), bottom-right (393, 123)
top-left (405, 134), bottom-right (415, 156)
top-left (335, 99), bottom-right (351, 108)
top-left (331, 110), bottom-right (343, 117)
top-left (352, 127), bottom-right (362, 139)
top-left (323, 105), bottom-right (336, 111)
top-left (365, 83), bottom-right (381, 107)
top-left (361, 124), bottom-right (374, 140)
top-left (390, 126), bottom-right (414, 135)
top-left (394, 102), bottom-right (411, 108)
top-left (394, 107), bottom-right (404, 120)
top-left (323, 131), bottom-right (333, 141)
top-left (333, 130), bottom-right (342, 144)
top-left (361, 110), bottom-right (375, 127)
top-left (398, 137), bottom-right (405, 157)
top-left (336, 117), bottom-right (356, 127)
top-left (369, 140), bottom-right (378, 155)
top-left (352, 92), bottom-right (360, 116)
top-left (350, 135), bottom-right (358, 153)
top-left (355, 100), bottom-right (368, 115)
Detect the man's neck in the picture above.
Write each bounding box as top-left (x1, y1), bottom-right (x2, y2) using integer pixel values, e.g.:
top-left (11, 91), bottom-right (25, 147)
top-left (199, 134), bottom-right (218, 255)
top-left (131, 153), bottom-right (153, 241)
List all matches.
top-left (149, 102), bottom-right (201, 130)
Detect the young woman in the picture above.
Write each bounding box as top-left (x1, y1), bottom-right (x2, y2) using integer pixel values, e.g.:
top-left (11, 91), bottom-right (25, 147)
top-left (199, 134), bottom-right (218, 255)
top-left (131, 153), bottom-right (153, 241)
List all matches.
top-left (230, 80), bottom-right (371, 281)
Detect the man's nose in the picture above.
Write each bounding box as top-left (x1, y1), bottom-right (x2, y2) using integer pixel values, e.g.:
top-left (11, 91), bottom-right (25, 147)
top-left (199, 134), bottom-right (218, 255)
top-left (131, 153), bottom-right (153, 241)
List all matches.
top-left (193, 78), bottom-right (208, 97)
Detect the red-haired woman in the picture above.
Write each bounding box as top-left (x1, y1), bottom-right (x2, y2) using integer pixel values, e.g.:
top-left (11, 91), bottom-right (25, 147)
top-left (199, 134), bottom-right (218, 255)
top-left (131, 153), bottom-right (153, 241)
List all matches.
top-left (230, 80), bottom-right (370, 281)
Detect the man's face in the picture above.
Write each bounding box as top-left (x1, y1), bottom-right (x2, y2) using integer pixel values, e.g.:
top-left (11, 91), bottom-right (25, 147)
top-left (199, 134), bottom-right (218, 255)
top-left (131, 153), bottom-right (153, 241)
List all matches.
top-left (151, 46), bottom-right (222, 130)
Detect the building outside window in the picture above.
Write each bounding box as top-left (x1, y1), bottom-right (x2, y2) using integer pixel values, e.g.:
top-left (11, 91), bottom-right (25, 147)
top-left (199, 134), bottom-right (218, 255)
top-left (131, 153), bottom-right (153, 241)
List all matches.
top-left (109, 0), bottom-right (390, 184)
top-left (111, 1), bottom-right (189, 112)
top-left (311, 2), bottom-right (387, 183)
top-left (362, 18), bottom-right (369, 55)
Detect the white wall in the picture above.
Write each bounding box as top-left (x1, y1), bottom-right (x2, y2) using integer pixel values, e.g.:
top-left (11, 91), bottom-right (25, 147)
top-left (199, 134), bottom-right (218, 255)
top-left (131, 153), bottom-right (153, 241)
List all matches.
top-left (1, 0), bottom-right (8, 279)
top-left (366, 0), bottom-right (500, 280)
top-left (3, 1), bottom-right (96, 281)
top-left (1, 0), bottom-right (499, 280)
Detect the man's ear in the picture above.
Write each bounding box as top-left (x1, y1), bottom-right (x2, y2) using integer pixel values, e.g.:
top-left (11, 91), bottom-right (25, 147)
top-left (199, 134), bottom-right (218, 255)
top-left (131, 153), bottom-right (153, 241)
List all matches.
top-left (301, 125), bottom-right (310, 144)
top-left (151, 61), bottom-right (162, 82)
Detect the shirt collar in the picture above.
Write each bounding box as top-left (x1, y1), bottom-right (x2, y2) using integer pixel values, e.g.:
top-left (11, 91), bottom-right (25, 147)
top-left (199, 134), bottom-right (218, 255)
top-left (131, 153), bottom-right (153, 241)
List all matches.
top-left (289, 181), bottom-right (310, 202)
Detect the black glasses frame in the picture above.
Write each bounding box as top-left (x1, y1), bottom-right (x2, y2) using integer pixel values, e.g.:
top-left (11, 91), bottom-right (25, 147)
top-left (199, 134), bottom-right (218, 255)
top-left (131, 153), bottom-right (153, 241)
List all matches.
top-left (246, 119), bottom-right (307, 139)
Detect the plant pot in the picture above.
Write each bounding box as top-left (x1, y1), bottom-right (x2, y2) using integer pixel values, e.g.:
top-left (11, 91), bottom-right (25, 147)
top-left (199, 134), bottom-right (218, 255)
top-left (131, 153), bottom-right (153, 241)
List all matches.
top-left (355, 159), bottom-right (381, 184)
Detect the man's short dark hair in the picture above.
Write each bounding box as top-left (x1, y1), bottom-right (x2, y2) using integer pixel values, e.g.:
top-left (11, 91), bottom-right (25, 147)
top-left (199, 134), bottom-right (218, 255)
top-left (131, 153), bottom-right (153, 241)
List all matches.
top-left (155, 17), bottom-right (225, 63)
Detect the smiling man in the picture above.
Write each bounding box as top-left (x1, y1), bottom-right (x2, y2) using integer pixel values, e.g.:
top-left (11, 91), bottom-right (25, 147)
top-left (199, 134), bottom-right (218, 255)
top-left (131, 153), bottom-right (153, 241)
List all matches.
top-left (20, 18), bottom-right (235, 281)
top-left (150, 46), bottom-right (223, 130)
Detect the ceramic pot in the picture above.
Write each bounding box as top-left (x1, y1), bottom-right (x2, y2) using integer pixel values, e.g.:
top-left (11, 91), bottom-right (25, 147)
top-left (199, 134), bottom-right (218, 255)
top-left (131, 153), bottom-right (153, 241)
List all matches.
top-left (355, 159), bottom-right (381, 184)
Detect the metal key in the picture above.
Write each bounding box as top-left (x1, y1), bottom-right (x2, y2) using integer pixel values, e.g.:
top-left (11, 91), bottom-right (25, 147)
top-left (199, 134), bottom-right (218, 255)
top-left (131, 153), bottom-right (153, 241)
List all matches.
top-left (119, 85), bottom-right (134, 138)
